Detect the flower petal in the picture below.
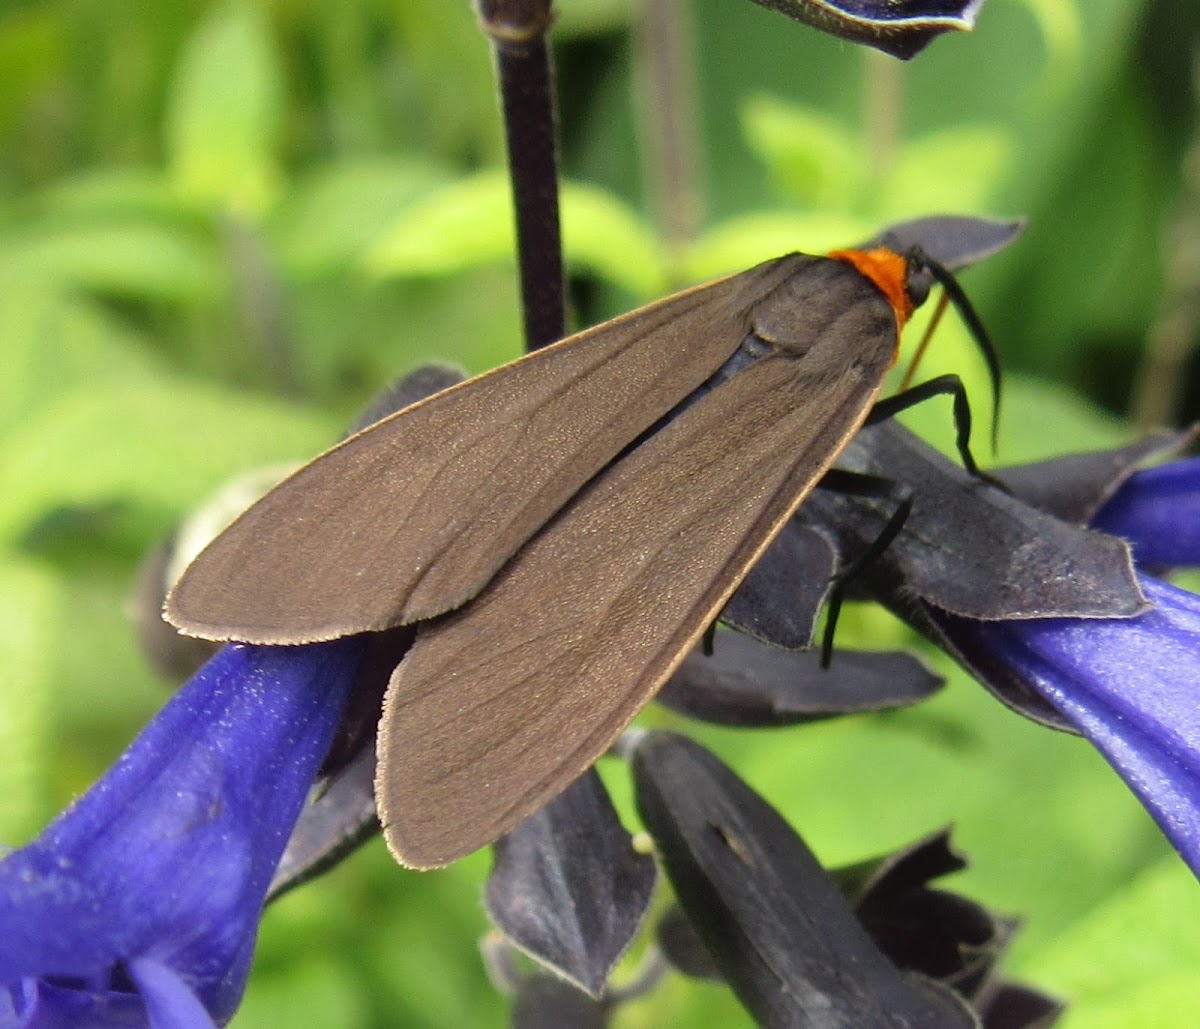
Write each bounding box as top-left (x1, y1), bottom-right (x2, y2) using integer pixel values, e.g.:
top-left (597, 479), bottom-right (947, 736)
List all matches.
top-left (745, 0), bottom-right (985, 59)
top-left (130, 957), bottom-right (217, 1029)
top-left (954, 577), bottom-right (1200, 878)
top-left (5, 977), bottom-right (147, 1027)
top-left (1092, 457), bottom-right (1200, 568)
top-left (0, 638), bottom-right (363, 1023)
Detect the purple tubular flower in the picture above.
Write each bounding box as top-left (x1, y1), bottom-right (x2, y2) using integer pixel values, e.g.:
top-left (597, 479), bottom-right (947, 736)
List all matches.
top-left (951, 577), bottom-right (1200, 880)
top-left (1091, 455), bottom-right (1200, 568)
top-left (948, 456), bottom-right (1200, 880)
top-left (746, 0), bottom-right (985, 59)
top-left (0, 638), bottom-right (364, 1027)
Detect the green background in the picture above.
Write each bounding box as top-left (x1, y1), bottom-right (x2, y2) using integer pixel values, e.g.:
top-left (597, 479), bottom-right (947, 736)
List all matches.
top-left (1, 0), bottom-right (1198, 1025)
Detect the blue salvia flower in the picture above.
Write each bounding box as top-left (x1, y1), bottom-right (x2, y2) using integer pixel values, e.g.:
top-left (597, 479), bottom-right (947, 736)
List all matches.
top-left (0, 638), bottom-right (363, 1028)
top-left (944, 456), bottom-right (1200, 880)
top-left (743, 0), bottom-right (986, 59)
top-left (1091, 455), bottom-right (1200, 568)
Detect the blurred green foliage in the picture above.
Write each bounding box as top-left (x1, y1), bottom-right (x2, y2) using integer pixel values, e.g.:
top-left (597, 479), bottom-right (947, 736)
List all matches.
top-left (0, 0), bottom-right (1198, 1025)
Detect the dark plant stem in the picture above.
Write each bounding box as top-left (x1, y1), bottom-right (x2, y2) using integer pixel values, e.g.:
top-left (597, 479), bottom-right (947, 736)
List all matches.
top-left (478, 0), bottom-right (565, 352)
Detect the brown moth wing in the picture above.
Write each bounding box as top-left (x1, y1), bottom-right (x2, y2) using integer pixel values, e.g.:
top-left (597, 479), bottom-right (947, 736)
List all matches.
top-left (166, 256), bottom-right (812, 644)
top-left (377, 279), bottom-right (898, 868)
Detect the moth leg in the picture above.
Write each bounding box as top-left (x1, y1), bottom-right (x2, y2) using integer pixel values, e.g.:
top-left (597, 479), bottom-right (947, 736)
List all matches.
top-left (814, 469), bottom-right (912, 668)
top-left (700, 619), bottom-right (717, 656)
top-left (865, 373), bottom-right (977, 471)
top-left (866, 374), bottom-right (1008, 491)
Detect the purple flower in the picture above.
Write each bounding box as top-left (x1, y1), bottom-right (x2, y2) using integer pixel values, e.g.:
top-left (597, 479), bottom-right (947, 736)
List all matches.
top-left (947, 457), bottom-right (1200, 879)
top-left (0, 639), bottom-right (363, 1027)
top-left (951, 577), bottom-right (1200, 877)
top-left (743, 0), bottom-right (986, 59)
top-left (1091, 455), bottom-right (1200, 568)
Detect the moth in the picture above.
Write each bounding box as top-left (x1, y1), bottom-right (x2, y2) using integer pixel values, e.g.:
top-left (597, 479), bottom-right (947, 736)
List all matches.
top-left (166, 216), bottom-right (1017, 868)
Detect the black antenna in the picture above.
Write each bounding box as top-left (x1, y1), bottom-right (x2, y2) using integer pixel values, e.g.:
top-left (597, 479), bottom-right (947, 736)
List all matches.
top-left (920, 254), bottom-right (1003, 453)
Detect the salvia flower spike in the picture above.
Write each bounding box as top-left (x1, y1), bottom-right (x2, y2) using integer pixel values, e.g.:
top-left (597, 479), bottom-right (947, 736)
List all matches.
top-left (0, 639), bottom-right (363, 1027)
top-left (941, 454), bottom-right (1200, 880)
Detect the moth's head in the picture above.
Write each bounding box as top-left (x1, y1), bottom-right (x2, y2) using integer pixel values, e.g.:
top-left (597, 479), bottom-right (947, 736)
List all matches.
top-left (897, 247), bottom-right (935, 309)
top-left (827, 235), bottom-right (1001, 441)
top-left (826, 245), bottom-right (927, 331)
top-left (847, 213), bottom-right (1027, 324)
top-left (858, 235), bottom-right (942, 311)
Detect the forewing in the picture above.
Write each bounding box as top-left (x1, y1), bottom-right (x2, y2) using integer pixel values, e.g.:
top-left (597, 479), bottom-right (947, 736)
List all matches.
top-left (167, 258), bottom-right (808, 643)
top-left (377, 302), bottom-right (896, 868)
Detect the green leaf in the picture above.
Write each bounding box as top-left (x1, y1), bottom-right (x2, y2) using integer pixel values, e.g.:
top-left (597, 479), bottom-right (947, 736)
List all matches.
top-left (0, 284), bottom-right (163, 439)
top-left (250, 847), bottom-right (506, 1028)
top-left (682, 211), bottom-right (872, 282)
top-left (0, 377), bottom-right (335, 547)
top-left (270, 158), bottom-right (448, 279)
top-left (1055, 974), bottom-right (1200, 1029)
top-left (361, 171), bottom-right (515, 278)
top-left (0, 9), bottom-right (64, 149)
top-left (165, 2), bottom-right (284, 216)
top-left (895, 369), bottom-right (1127, 466)
top-left (0, 557), bottom-right (60, 844)
top-left (879, 125), bottom-right (1015, 221)
top-left (0, 223), bottom-right (223, 303)
top-left (36, 167), bottom-right (198, 223)
top-left (234, 957), bottom-right (369, 1029)
top-left (554, 0), bottom-right (637, 36)
top-left (997, 373), bottom-right (1129, 460)
top-left (384, 0), bottom-right (501, 163)
top-left (1017, 0), bottom-right (1084, 103)
top-left (739, 95), bottom-right (864, 208)
top-left (559, 180), bottom-right (669, 296)
top-left (1027, 858), bottom-right (1200, 1026)
top-left (364, 171), bottom-right (668, 297)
